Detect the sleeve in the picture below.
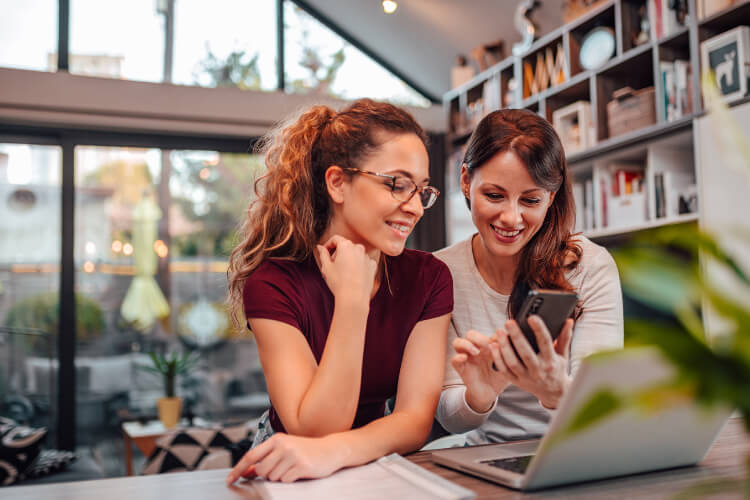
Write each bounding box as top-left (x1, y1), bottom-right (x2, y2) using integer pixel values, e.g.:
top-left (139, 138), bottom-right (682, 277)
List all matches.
top-left (242, 262), bottom-right (303, 332)
top-left (435, 321), bottom-right (497, 434)
top-left (418, 257), bottom-right (454, 322)
top-left (569, 248), bottom-right (625, 375)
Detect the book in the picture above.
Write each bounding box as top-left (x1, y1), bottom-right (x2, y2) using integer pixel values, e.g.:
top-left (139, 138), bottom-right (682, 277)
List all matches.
top-left (252, 454), bottom-right (475, 500)
top-left (573, 182), bottom-right (585, 232)
top-left (584, 179), bottom-right (594, 230)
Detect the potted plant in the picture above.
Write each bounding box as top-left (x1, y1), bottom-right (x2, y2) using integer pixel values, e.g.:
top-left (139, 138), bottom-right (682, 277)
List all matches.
top-left (140, 351), bottom-right (198, 428)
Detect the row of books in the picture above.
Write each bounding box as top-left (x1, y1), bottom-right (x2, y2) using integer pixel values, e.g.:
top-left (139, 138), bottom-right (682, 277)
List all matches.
top-left (573, 180), bottom-right (596, 232)
top-left (660, 60), bottom-right (693, 122)
top-left (648, 0), bottom-right (688, 40)
top-left (574, 170), bottom-right (648, 232)
top-left (573, 164), bottom-right (698, 233)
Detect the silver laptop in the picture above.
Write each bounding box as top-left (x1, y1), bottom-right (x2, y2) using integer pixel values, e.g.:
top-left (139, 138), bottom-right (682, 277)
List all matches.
top-left (431, 348), bottom-right (732, 491)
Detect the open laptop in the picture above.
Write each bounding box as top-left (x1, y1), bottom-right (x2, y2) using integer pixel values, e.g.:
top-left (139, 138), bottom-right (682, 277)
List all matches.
top-left (431, 348), bottom-right (732, 491)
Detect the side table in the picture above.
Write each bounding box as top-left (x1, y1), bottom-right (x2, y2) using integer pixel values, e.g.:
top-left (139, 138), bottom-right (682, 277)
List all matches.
top-left (121, 420), bottom-right (170, 476)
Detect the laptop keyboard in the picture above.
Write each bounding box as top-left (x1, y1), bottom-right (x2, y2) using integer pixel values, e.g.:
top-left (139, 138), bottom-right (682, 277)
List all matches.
top-left (480, 455), bottom-right (535, 474)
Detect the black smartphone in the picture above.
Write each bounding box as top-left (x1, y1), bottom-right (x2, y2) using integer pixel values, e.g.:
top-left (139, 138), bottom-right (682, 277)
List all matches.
top-left (514, 289), bottom-right (578, 353)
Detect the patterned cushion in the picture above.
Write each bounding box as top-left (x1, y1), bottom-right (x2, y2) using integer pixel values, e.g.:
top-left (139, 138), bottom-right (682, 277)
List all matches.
top-left (23, 449), bottom-right (77, 480)
top-left (142, 424), bottom-right (251, 475)
top-left (0, 417), bottom-right (47, 486)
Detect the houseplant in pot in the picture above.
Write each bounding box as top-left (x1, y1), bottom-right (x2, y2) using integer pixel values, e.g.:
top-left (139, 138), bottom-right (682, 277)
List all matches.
top-left (141, 351), bottom-right (198, 428)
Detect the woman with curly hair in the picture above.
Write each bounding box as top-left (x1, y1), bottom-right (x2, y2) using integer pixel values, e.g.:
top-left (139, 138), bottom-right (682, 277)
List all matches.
top-left (226, 99), bottom-right (452, 483)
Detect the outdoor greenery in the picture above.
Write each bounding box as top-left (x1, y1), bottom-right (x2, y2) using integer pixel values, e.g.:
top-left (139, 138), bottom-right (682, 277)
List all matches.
top-left (170, 153), bottom-right (265, 257)
top-left (194, 46), bottom-right (263, 90)
top-left (139, 351), bottom-right (199, 398)
top-left (4, 292), bottom-right (105, 352)
top-left (287, 5), bottom-right (346, 96)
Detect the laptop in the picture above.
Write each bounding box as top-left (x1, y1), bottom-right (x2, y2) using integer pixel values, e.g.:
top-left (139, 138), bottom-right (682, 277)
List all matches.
top-left (431, 348), bottom-right (732, 491)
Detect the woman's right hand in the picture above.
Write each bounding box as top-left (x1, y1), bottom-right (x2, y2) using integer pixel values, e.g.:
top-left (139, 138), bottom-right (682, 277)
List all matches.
top-left (451, 330), bottom-right (510, 413)
top-left (317, 236), bottom-right (378, 303)
top-left (226, 433), bottom-right (347, 484)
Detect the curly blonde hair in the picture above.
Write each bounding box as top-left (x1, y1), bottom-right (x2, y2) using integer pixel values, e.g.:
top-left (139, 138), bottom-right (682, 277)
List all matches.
top-left (227, 99), bottom-right (428, 328)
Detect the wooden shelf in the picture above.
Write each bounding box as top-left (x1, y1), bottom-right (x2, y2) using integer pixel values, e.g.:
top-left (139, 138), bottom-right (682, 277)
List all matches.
top-left (567, 114), bottom-right (695, 164)
top-left (698, 0), bottom-right (750, 28)
top-left (657, 26), bottom-right (690, 48)
top-left (584, 213), bottom-right (698, 240)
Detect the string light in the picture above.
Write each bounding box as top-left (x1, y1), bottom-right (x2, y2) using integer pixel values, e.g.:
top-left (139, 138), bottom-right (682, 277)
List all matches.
top-left (382, 0), bottom-right (397, 14)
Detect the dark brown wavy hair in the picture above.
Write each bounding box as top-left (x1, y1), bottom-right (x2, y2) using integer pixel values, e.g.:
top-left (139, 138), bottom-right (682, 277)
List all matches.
top-left (462, 108), bottom-right (581, 318)
top-left (227, 98), bottom-right (428, 328)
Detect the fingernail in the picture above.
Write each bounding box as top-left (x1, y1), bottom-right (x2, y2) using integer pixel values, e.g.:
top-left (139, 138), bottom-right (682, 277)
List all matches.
top-left (471, 347), bottom-right (480, 355)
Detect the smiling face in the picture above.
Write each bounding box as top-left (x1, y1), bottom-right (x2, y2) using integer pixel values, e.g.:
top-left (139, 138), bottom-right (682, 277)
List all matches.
top-left (326, 132), bottom-right (430, 257)
top-left (462, 150), bottom-right (555, 264)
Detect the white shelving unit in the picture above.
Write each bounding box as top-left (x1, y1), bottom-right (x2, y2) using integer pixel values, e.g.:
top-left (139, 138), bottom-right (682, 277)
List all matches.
top-left (443, 0), bottom-right (750, 245)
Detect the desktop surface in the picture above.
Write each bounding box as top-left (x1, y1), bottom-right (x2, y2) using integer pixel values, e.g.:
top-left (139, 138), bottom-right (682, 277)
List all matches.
top-left (5, 417), bottom-right (748, 500)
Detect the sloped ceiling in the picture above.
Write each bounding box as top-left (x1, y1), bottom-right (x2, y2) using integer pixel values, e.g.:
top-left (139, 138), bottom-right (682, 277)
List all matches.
top-left (299, 0), bottom-right (566, 101)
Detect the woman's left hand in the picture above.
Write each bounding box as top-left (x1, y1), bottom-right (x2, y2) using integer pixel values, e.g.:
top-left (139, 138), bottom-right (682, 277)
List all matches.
top-left (226, 433), bottom-right (347, 484)
top-left (490, 316), bottom-right (574, 409)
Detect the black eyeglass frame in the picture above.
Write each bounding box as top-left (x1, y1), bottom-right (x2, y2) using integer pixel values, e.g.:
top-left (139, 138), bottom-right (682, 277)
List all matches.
top-left (342, 167), bottom-right (440, 209)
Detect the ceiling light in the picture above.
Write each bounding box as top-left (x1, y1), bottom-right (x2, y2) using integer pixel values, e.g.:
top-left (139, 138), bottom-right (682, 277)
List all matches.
top-left (382, 0), bottom-right (397, 14)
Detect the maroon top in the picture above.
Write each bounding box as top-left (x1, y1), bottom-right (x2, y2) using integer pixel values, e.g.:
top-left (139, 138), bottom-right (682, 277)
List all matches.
top-left (243, 249), bottom-right (453, 433)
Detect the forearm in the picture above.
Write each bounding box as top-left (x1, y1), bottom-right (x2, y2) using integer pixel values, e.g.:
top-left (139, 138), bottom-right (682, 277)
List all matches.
top-left (293, 297), bottom-right (369, 436)
top-left (326, 409), bottom-right (436, 470)
top-left (436, 385), bottom-right (497, 434)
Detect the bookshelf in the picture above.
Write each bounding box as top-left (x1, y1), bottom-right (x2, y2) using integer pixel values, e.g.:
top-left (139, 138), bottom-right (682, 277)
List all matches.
top-left (443, 0), bottom-right (750, 246)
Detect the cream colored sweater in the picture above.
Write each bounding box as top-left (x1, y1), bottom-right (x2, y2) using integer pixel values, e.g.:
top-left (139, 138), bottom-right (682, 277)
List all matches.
top-left (434, 235), bottom-right (624, 444)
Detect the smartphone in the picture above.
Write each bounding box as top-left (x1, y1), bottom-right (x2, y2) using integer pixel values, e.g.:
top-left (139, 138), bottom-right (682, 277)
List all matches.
top-left (514, 289), bottom-right (578, 353)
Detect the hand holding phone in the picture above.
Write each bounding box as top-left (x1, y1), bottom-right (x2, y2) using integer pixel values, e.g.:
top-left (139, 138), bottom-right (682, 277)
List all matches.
top-left (515, 289), bottom-right (578, 353)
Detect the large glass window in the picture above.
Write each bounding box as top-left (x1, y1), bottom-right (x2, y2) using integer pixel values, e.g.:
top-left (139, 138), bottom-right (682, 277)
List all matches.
top-left (173, 0), bottom-right (277, 91)
top-left (69, 0), bottom-right (165, 81)
top-left (0, 0), bottom-right (58, 72)
top-left (0, 143), bottom-right (62, 441)
top-left (284, 3), bottom-right (430, 107)
top-left (73, 145), bottom-right (267, 473)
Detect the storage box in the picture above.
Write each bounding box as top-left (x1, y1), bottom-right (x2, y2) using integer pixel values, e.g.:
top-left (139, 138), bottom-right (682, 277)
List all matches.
top-left (606, 86), bottom-right (656, 138)
top-left (608, 191), bottom-right (648, 228)
top-left (552, 100), bottom-right (596, 154)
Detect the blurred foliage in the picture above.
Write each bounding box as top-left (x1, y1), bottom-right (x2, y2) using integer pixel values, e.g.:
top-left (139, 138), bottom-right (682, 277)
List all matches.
top-left (194, 45), bottom-right (262, 90)
top-left (170, 153), bottom-right (265, 257)
top-left (139, 351), bottom-right (199, 398)
top-left (550, 73), bottom-right (750, 479)
top-left (82, 160), bottom-right (153, 206)
top-left (5, 292), bottom-right (105, 352)
top-left (287, 5), bottom-right (346, 96)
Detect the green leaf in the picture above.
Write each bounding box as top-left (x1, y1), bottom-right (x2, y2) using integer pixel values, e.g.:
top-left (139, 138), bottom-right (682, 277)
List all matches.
top-left (561, 389), bottom-right (622, 437)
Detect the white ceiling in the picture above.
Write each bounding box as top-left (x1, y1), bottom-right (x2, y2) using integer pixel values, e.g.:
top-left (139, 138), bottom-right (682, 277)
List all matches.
top-left (300, 0), bottom-right (566, 101)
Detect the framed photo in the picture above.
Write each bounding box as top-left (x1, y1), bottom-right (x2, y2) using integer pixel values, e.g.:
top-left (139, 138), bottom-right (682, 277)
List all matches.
top-left (552, 100), bottom-right (594, 155)
top-left (700, 26), bottom-right (750, 103)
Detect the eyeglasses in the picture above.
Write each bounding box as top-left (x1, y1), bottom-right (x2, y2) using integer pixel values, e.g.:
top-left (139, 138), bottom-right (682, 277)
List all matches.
top-left (343, 167), bottom-right (440, 209)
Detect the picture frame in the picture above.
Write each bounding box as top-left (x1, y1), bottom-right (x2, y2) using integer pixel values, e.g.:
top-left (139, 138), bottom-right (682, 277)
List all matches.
top-left (552, 100), bottom-right (594, 155)
top-left (700, 26), bottom-right (750, 103)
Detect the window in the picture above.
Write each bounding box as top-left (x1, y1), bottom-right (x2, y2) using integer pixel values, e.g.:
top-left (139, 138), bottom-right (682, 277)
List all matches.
top-left (70, 0), bottom-right (165, 81)
top-left (0, 143), bottom-right (61, 439)
top-left (72, 145), bottom-right (267, 455)
top-left (173, 0), bottom-right (277, 90)
top-left (0, 0), bottom-right (57, 72)
top-left (284, 3), bottom-right (430, 107)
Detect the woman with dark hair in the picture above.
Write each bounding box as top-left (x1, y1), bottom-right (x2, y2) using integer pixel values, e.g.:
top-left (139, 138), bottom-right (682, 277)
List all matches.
top-left (225, 99), bottom-right (452, 482)
top-left (434, 109), bottom-right (623, 445)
